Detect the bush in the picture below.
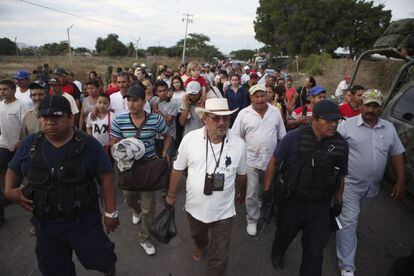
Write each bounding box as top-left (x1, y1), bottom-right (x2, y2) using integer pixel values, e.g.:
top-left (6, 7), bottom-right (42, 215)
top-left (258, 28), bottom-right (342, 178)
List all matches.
top-left (304, 53), bottom-right (333, 76)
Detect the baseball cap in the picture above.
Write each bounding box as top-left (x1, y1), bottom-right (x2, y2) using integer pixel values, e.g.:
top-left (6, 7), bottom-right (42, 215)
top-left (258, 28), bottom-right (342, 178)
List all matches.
top-left (29, 80), bottom-right (48, 90)
top-left (124, 85), bottom-right (146, 99)
top-left (250, 73), bottom-right (259, 79)
top-left (362, 89), bottom-right (383, 105)
top-left (13, 70), bottom-right (30, 80)
top-left (248, 84), bottom-right (266, 95)
top-left (49, 78), bottom-right (61, 86)
top-left (38, 95), bottom-right (71, 117)
top-left (313, 100), bottom-right (344, 121)
top-left (204, 63), bottom-right (210, 67)
top-left (54, 68), bottom-right (67, 75)
top-left (186, 81), bottom-right (201, 95)
top-left (310, 86), bottom-right (327, 96)
top-left (244, 65), bottom-right (250, 70)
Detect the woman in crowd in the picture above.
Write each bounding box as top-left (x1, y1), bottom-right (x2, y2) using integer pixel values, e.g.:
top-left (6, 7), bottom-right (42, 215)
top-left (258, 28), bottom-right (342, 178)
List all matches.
top-left (79, 79), bottom-right (100, 130)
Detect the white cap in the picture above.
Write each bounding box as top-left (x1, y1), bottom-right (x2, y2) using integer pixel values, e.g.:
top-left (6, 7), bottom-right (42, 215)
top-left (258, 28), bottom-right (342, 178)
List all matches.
top-left (244, 65), bottom-right (250, 70)
top-left (186, 81), bottom-right (201, 94)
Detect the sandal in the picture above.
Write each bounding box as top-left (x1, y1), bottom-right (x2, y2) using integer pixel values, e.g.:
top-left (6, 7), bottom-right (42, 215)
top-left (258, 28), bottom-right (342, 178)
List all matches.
top-left (192, 248), bottom-right (204, 262)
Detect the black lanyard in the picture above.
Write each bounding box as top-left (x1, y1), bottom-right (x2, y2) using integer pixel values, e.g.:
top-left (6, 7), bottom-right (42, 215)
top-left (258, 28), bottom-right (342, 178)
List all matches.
top-left (205, 134), bottom-right (225, 174)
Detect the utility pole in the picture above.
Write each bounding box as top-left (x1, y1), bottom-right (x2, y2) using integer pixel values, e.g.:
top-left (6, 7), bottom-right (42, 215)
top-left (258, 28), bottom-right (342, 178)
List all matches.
top-left (15, 36), bottom-right (19, 56)
top-left (181, 13), bottom-right (194, 65)
top-left (67, 24), bottom-right (74, 62)
top-left (132, 36), bottom-right (141, 60)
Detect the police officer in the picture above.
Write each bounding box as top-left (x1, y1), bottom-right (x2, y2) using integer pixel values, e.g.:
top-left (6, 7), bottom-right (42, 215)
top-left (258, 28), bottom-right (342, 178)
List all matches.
top-left (263, 100), bottom-right (349, 276)
top-left (5, 95), bottom-right (119, 276)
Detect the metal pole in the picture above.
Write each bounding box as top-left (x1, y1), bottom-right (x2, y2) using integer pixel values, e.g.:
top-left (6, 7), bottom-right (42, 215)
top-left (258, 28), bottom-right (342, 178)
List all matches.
top-left (67, 24), bottom-right (74, 62)
top-left (181, 13), bottom-right (193, 65)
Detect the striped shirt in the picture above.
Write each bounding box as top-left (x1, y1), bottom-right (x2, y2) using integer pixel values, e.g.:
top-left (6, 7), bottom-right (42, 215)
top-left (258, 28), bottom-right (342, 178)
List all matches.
top-left (111, 112), bottom-right (167, 158)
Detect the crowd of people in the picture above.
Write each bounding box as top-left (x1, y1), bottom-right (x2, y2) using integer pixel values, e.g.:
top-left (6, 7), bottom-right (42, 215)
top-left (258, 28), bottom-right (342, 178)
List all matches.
top-left (0, 59), bottom-right (408, 276)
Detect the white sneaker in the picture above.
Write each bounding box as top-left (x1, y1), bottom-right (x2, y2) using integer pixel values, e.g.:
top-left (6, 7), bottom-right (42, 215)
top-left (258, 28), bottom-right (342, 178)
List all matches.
top-left (140, 240), bottom-right (156, 256)
top-left (132, 213), bottom-right (141, 224)
top-left (341, 270), bottom-right (355, 276)
top-left (246, 222), bottom-right (257, 236)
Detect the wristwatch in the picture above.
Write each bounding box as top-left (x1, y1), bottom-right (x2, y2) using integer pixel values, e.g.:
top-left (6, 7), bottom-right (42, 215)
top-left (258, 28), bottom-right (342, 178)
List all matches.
top-left (105, 210), bottom-right (119, 219)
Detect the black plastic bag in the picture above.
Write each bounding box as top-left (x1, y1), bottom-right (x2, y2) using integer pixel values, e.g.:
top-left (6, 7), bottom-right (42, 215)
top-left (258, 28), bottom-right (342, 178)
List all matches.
top-left (149, 207), bottom-right (177, 244)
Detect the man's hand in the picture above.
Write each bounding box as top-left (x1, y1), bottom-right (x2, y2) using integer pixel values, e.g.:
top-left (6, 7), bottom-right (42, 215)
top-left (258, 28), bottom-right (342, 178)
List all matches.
top-left (165, 195), bottom-right (176, 207)
top-left (235, 192), bottom-right (245, 204)
top-left (163, 153), bottom-right (171, 166)
top-left (6, 186), bottom-right (33, 212)
top-left (391, 182), bottom-right (405, 200)
top-left (104, 217), bottom-right (120, 234)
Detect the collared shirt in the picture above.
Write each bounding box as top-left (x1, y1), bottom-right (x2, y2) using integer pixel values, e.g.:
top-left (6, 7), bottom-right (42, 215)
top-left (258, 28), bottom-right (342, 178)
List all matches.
top-left (19, 109), bottom-right (40, 139)
top-left (337, 114), bottom-right (405, 197)
top-left (173, 127), bottom-right (247, 223)
top-left (224, 85), bottom-right (249, 111)
top-left (232, 104), bottom-right (286, 170)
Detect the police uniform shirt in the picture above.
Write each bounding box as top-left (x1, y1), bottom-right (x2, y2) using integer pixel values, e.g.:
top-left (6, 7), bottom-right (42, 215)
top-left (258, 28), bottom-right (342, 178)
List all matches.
top-left (273, 127), bottom-right (349, 177)
top-left (8, 132), bottom-right (113, 178)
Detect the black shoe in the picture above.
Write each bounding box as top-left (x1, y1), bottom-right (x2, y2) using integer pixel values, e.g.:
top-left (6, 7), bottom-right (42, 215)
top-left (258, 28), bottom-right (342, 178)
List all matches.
top-left (271, 255), bottom-right (284, 270)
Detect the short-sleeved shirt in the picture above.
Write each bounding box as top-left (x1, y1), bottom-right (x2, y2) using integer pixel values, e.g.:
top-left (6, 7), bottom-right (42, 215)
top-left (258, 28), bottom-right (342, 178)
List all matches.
top-left (157, 100), bottom-right (178, 139)
top-left (62, 82), bottom-right (81, 100)
top-left (273, 127), bottom-right (348, 176)
top-left (8, 132), bottom-right (113, 178)
top-left (173, 127), bottom-right (247, 223)
top-left (15, 87), bottom-right (34, 110)
top-left (109, 92), bottom-right (129, 116)
top-left (179, 104), bottom-right (204, 137)
top-left (86, 112), bottom-right (115, 147)
top-left (184, 76), bottom-right (207, 88)
top-left (110, 112), bottom-right (167, 158)
top-left (337, 114), bottom-right (405, 197)
top-left (0, 99), bottom-right (29, 150)
top-left (20, 109), bottom-right (41, 139)
top-left (339, 102), bottom-right (360, 118)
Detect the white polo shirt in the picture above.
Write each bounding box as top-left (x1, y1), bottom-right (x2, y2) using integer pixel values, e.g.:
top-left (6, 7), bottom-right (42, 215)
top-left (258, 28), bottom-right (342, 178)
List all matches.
top-left (110, 91), bottom-right (129, 116)
top-left (173, 127), bottom-right (247, 223)
top-left (232, 104), bottom-right (286, 170)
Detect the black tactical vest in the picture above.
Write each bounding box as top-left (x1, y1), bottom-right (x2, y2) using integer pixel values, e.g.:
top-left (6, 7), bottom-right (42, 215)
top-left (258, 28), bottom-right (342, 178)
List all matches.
top-left (23, 130), bottom-right (97, 219)
top-left (286, 125), bottom-right (347, 201)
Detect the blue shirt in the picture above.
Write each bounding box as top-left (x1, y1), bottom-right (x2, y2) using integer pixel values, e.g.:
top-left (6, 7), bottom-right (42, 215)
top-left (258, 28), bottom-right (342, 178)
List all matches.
top-left (8, 132), bottom-right (113, 177)
top-left (110, 112), bottom-right (167, 158)
top-left (337, 114), bottom-right (405, 197)
top-left (224, 85), bottom-right (249, 111)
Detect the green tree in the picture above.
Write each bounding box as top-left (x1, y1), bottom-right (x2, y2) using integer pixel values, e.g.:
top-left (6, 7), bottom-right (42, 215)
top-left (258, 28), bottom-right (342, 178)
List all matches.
top-left (95, 34), bottom-right (128, 56)
top-left (254, 0), bottom-right (391, 57)
top-left (146, 46), bottom-right (169, 56)
top-left (38, 41), bottom-right (71, 56)
top-left (75, 47), bottom-right (91, 54)
top-left (0, 37), bottom-right (17, 55)
top-left (230, 49), bottom-right (256, 60)
top-left (174, 33), bottom-right (224, 60)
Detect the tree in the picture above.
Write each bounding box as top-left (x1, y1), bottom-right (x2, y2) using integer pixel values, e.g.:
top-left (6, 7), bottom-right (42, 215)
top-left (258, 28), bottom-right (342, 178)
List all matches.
top-left (0, 37), bottom-right (17, 55)
top-left (38, 41), bottom-right (71, 56)
top-left (174, 33), bottom-right (224, 60)
top-left (75, 47), bottom-right (91, 54)
top-left (146, 46), bottom-right (169, 56)
top-left (254, 0), bottom-right (391, 57)
top-left (95, 34), bottom-right (128, 56)
top-left (230, 49), bottom-right (256, 60)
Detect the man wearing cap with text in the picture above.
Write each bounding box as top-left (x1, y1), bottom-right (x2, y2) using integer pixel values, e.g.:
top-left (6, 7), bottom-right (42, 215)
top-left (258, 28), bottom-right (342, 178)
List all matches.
top-left (5, 95), bottom-right (119, 276)
top-left (335, 89), bottom-right (406, 276)
top-left (167, 98), bottom-right (247, 276)
top-left (263, 100), bottom-right (349, 275)
top-left (232, 84), bottom-right (286, 236)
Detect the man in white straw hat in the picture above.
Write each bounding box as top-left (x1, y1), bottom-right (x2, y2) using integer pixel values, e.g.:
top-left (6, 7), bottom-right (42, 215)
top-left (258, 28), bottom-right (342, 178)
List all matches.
top-left (166, 98), bottom-right (247, 275)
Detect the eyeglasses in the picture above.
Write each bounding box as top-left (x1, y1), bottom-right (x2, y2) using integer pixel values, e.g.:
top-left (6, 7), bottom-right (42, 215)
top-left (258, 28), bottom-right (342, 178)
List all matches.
top-left (205, 114), bottom-right (230, 122)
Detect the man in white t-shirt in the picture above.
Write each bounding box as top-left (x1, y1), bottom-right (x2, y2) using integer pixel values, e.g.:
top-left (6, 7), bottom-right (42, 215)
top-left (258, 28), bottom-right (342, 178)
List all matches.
top-left (166, 98), bottom-right (247, 276)
top-left (110, 72), bottom-right (131, 116)
top-left (335, 74), bottom-right (351, 102)
top-left (13, 70), bottom-right (34, 110)
top-left (232, 84), bottom-right (286, 236)
top-left (201, 63), bottom-right (215, 86)
top-left (241, 65), bottom-right (251, 85)
top-left (0, 79), bottom-right (29, 224)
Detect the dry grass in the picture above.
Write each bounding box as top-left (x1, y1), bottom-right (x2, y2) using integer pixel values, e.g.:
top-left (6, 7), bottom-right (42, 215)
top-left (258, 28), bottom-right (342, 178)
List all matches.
top-left (0, 55), bottom-right (182, 83)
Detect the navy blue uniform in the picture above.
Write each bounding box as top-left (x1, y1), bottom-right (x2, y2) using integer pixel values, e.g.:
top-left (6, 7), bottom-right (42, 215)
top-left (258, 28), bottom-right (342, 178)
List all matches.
top-left (9, 133), bottom-right (116, 276)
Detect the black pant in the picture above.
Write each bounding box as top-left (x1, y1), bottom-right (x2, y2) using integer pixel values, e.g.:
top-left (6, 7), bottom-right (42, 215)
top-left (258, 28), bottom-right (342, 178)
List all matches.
top-left (272, 197), bottom-right (330, 276)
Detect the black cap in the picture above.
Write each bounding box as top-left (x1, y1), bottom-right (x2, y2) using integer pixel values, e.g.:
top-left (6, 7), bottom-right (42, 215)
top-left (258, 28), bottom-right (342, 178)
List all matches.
top-left (54, 68), bottom-right (67, 75)
top-left (123, 85), bottom-right (146, 100)
top-left (38, 95), bottom-right (71, 117)
top-left (29, 80), bottom-right (48, 90)
top-left (313, 100), bottom-right (344, 121)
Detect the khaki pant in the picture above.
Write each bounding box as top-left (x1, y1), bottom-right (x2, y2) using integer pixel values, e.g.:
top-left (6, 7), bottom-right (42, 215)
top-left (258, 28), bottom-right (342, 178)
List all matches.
top-left (186, 212), bottom-right (234, 276)
top-left (123, 191), bottom-right (155, 242)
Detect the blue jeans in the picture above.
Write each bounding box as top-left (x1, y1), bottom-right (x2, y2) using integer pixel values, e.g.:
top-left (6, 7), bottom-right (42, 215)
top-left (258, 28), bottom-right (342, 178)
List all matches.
top-left (336, 187), bottom-right (372, 272)
top-left (31, 208), bottom-right (116, 276)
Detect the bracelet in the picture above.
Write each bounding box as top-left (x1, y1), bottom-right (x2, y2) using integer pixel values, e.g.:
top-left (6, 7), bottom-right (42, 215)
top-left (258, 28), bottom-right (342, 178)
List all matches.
top-left (167, 194), bottom-right (176, 199)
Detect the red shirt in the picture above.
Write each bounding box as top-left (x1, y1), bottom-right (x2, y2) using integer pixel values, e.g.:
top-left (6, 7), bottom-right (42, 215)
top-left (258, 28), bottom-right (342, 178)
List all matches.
top-left (49, 82), bottom-right (80, 100)
top-left (184, 75), bottom-right (207, 88)
top-left (106, 83), bottom-right (119, 95)
top-left (339, 102), bottom-right (360, 118)
top-left (292, 105), bottom-right (313, 119)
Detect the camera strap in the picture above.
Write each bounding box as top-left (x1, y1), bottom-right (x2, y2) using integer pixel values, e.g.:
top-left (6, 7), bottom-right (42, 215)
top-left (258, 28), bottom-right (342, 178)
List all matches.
top-left (205, 134), bottom-right (225, 174)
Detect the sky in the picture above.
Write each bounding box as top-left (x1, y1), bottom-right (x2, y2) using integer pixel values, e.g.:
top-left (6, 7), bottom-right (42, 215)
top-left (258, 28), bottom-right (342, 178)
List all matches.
top-left (1, 0), bottom-right (413, 54)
